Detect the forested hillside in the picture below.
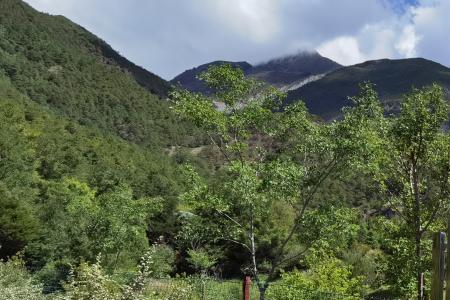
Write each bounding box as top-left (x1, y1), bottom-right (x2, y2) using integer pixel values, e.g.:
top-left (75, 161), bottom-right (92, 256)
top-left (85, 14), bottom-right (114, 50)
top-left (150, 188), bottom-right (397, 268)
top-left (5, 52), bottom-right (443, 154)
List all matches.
top-left (0, 0), bottom-right (200, 147)
top-left (0, 0), bottom-right (205, 295)
top-left (0, 73), bottom-right (183, 266)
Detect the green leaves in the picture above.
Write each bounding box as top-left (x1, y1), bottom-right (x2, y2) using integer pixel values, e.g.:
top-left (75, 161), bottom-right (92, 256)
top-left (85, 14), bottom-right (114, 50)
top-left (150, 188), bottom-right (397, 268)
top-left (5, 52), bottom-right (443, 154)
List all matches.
top-left (263, 159), bottom-right (304, 203)
top-left (198, 64), bottom-right (258, 107)
top-left (332, 91), bottom-right (387, 179)
top-left (0, 80), bottom-right (184, 271)
top-left (179, 164), bottom-right (228, 212)
top-left (174, 65), bottom-right (390, 291)
top-left (301, 206), bottom-right (360, 264)
top-left (186, 248), bottom-right (218, 272)
top-left (0, 257), bottom-right (47, 300)
top-left (172, 63), bottom-right (284, 162)
top-left (267, 258), bottom-right (365, 300)
top-left (384, 84), bottom-right (450, 221)
top-left (171, 89), bottom-right (227, 135)
top-left (64, 179), bottom-right (97, 217)
top-left (357, 84), bottom-right (450, 296)
top-left (393, 84), bottom-right (448, 154)
top-left (224, 162), bottom-right (265, 209)
top-left (94, 185), bottom-right (164, 268)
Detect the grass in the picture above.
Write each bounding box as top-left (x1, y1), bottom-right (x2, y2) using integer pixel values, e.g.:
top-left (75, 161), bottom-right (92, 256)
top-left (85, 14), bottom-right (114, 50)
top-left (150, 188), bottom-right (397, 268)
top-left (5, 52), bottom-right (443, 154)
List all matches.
top-left (141, 278), bottom-right (261, 300)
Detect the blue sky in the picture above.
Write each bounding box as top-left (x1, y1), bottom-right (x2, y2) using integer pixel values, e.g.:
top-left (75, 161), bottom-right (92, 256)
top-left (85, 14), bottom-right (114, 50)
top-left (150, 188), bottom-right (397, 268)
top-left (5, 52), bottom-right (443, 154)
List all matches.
top-left (25, 0), bottom-right (450, 79)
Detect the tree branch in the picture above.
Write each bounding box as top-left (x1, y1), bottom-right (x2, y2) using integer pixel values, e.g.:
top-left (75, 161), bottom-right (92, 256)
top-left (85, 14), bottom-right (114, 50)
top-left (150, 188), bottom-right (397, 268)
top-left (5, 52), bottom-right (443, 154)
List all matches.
top-left (207, 131), bottom-right (232, 164)
top-left (221, 237), bottom-right (252, 253)
top-left (271, 157), bottom-right (340, 276)
top-left (420, 203), bottom-right (441, 235)
top-left (216, 209), bottom-right (244, 229)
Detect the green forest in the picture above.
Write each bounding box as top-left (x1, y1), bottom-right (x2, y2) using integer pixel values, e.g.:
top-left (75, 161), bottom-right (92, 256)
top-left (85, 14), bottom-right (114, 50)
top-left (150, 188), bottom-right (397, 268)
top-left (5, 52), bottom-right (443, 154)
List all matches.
top-left (1, 1), bottom-right (450, 300)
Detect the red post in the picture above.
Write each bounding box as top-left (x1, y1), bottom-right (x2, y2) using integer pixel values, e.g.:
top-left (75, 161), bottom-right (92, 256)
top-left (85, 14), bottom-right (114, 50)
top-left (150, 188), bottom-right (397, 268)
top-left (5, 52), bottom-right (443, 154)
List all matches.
top-left (243, 276), bottom-right (251, 300)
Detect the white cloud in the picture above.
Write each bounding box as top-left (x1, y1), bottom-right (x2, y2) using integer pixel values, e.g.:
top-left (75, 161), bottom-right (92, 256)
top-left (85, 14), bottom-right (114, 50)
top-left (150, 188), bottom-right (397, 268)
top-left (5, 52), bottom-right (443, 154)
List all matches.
top-left (317, 36), bottom-right (367, 65)
top-left (23, 0), bottom-right (450, 78)
top-left (395, 25), bottom-right (420, 57)
top-left (202, 0), bottom-right (281, 43)
top-left (318, 12), bottom-right (421, 65)
top-left (410, 0), bottom-right (450, 65)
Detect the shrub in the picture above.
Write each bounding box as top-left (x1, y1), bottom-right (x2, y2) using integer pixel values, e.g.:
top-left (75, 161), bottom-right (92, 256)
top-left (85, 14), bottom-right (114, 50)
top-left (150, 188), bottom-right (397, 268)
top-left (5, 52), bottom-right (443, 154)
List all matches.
top-left (61, 257), bottom-right (122, 300)
top-left (0, 257), bottom-right (47, 300)
top-left (267, 258), bottom-right (366, 300)
top-left (145, 244), bottom-right (175, 278)
top-left (60, 247), bottom-right (178, 300)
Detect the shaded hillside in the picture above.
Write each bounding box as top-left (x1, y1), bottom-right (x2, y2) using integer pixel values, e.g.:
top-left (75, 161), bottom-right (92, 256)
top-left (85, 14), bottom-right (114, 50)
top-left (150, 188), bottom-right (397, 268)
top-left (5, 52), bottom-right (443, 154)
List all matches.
top-left (247, 51), bottom-right (341, 90)
top-left (0, 0), bottom-right (196, 146)
top-left (286, 58), bottom-right (450, 120)
top-left (171, 60), bottom-right (252, 93)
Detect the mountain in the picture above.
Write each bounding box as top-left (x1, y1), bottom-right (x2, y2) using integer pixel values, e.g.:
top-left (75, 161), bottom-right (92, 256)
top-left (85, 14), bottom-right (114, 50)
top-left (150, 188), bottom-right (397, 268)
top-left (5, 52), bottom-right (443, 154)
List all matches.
top-left (171, 61), bottom-right (252, 93)
top-left (0, 0), bottom-right (196, 147)
top-left (247, 51), bottom-right (341, 91)
top-left (286, 58), bottom-right (450, 120)
top-left (171, 51), bottom-right (341, 93)
top-left (173, 53), bottom-right (450, 121)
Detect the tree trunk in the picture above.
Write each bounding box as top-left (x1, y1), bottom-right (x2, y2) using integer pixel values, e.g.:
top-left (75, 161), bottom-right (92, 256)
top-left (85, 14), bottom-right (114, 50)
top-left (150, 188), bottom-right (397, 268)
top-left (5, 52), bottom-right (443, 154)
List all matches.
top-left (416, 232), bottom-right (422, 300)
top-left (112, 249), bottom-right (122, 272)
top-left (411, 158), bottom-right (423, 300)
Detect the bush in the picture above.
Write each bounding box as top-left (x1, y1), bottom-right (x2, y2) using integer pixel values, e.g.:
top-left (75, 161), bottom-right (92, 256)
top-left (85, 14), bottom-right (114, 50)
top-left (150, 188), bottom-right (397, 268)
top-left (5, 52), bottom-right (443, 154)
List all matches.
top-left (61, 257), bottom-right (122, 300)
top-left (267, 258), bottom-right (366, 300)
top-left (146, 244), bottom-right (175, 278)
top-left (0, 257), bottom-right (47, 300)
top-left (60, 247), bottom-right (178, 300)
top-left (341, 243), bottom-right (386, 290)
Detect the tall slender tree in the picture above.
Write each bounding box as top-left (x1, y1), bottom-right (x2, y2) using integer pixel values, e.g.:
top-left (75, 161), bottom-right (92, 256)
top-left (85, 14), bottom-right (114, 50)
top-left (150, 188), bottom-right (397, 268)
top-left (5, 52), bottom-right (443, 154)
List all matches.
top-left (378, 85), bottom-right (450, 299)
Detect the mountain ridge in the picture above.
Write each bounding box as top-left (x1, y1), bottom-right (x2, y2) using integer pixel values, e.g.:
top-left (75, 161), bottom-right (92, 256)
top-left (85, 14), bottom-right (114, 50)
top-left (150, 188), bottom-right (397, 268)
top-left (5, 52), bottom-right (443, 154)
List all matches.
top-left (286, 57), bottom-right (450, 120)
top-left (172, 54), bottom-right (450, 121)
top-left (171, 51), bottom-right (341, 93)
top-left (247, 51), bottom-right (341, 90)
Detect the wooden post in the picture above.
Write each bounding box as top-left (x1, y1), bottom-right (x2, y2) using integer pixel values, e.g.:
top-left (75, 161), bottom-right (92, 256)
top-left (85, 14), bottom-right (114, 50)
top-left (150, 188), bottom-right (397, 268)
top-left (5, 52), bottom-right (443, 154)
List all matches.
top-left (446, 222), bottom-right (450, 300)
top-left (243, 276), bottom-right (251, 300)
top-left (432, 232), bottom-right (446, 300)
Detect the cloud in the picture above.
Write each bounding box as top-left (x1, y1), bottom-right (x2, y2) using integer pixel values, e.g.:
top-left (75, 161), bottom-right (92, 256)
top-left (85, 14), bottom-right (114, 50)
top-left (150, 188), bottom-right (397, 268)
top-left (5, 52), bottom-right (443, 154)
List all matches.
top-left (317, 4), bottom-right (421, 66)
top-left (411, 0), bottom-right (450, 65)
top-left (24, 0), bottom-right (450, 79)
top-left (316, 21), bottom-right (416, 65)
top-left (395, 25), bottom-right (420, 57)
top-left (317, 37), bottom-right (367, 65)
top-left (202, 0), bottom-right (281, 43)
